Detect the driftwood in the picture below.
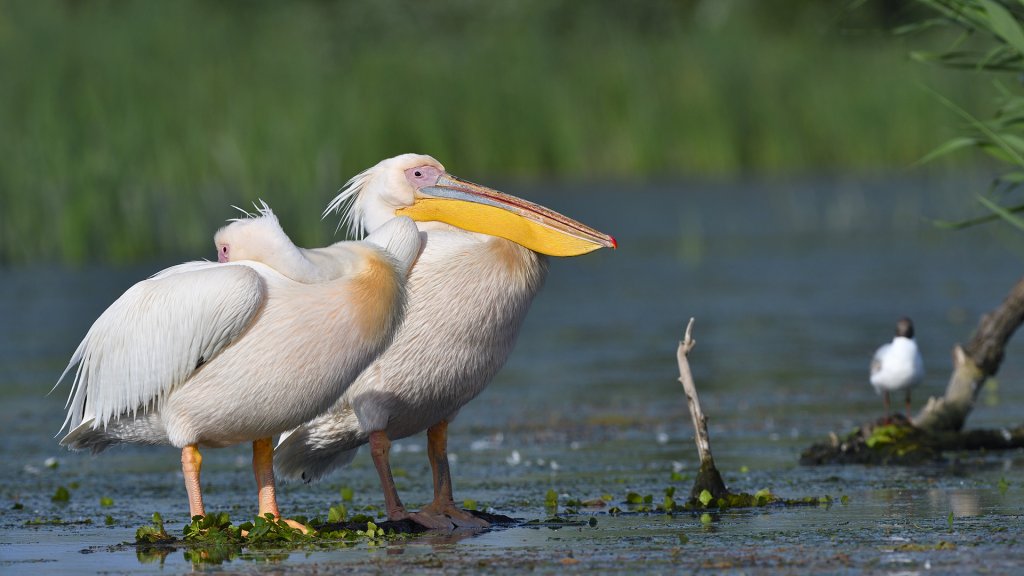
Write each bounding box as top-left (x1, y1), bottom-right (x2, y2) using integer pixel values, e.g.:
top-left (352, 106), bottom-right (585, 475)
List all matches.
top-left (802, 277), bottom-right (1024, 465)
top-left (676, 318), bottom-right (729, 500)
top-left (914, 277), bottom-right (1024, 432)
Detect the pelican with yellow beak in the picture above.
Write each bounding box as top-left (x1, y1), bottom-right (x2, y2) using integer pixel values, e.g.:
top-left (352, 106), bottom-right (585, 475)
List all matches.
top-left (276, 154), bottom-right (615, 529)
top-left (57, 207), bottom-right (421, 530)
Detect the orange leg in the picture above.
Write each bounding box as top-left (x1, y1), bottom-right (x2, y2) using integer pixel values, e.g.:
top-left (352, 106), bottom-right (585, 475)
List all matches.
top-left (181, 444), bottom-right (205, 520)
top-left (419, 420), bottom-right (487, 528)
top-left (252, 438), bottom-right (309, 533)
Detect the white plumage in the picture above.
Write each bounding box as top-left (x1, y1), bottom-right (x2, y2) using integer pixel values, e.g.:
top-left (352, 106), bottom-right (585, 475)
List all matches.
top-left (275, 153), bottom-right (615, 529)
top-left (870, 316), bottom-right (924, 419)
top-left (57, 206), bottom-right (421, 527)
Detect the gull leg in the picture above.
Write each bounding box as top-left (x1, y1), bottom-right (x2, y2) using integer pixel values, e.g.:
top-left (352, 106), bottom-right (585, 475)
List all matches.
top-left (182, 444), bottom-right (205, 519)
top-left (883, 391), bottom-right (891, 423)
top-left (418, 420), bottom-right (487, 528)
top-left (905, 389), bottom-right (912, 417)
top-left (252, 437), bottom-right (309, 533)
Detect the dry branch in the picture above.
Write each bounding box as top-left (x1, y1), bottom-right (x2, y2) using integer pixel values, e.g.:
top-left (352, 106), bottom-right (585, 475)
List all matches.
top-left (676, 318), bottom-right (729, 500)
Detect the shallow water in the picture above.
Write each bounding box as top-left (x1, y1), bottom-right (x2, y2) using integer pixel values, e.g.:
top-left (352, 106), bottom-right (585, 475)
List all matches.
top-left (2, 176), bottom-right (1023, 574)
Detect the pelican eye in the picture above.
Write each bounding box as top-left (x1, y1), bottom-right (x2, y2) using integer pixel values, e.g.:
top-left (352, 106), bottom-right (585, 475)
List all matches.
top-left (414, 171), bottom-right (422, 177)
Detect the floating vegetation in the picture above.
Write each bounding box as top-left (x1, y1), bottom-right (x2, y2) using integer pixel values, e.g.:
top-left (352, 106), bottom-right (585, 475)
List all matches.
top-left (801, 417), bottom-right (1024, 465)
top-left (129, 509), bottom-right (423, 565)
top-left (327, 504), bottom-right (347, 523)
top-left (551, 484), bottom-right (830, 517)
top-left (51, 486), bottom-right (70, 502)
top-left (99, 496), bottom-right (114, 507)
top-left (26, 517), bottom-right (93, 526)
top-left (135, 513), bottom-right (172, 544)
top-left (894, 541), bottom-right (957, 552)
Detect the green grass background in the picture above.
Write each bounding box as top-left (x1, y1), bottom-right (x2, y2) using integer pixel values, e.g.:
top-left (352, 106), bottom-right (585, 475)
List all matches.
top-left (0, 1), bottom-right (996, 263)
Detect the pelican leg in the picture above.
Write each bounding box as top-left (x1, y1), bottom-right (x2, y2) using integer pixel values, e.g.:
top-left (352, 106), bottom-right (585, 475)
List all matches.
top-left (418, 420), bottom-right (488, 528)
top-left (252, 438), bottom-right (309, 533)
top-left (368, 430), bottom-right (452, 530)
top-left (182, 444), bottom-right (205, 519)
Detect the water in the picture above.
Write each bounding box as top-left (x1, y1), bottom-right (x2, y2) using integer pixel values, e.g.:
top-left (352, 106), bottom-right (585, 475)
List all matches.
top-left (2, 176), bottom-right (1023, 574)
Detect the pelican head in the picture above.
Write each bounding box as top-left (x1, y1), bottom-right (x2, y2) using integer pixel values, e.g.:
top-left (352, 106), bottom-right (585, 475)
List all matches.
top-left (214, 202), bottom-right (306, 270)
top-left (326, 153), bottom-right (617, 257)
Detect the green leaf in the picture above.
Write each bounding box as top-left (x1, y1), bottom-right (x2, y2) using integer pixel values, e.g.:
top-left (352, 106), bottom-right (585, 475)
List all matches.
top-left (698, 489), bottom-right (712, 506)
top-left (51, 487), bottom-right (70, 502)
top-left (982, 0), bottom-right (1024, 55)
top-left (463, 499), bottom-right (477, 511)
top-left (998, 477), bottom-right (1010, 493)
top-left (977, 194), bottom-right (1024, 232)
top-left (923, 83), bottom-right (1024, 168)
top-left (135, 512), bottom-right (170, 544)
top-left (545, 489), bottom-right (559, 507)
top-left (625, 491), bottom-right (644, 505)
top-left (328, 504), bottom-right (347, 523)
top-left (915, 137), bottom-right (978, 165)
top-left (340, 487), bottom-right (354, 502)
top-left (700, 513), bottom-right (712, 524)
top-left (99, 497), bottom-right (114, 507)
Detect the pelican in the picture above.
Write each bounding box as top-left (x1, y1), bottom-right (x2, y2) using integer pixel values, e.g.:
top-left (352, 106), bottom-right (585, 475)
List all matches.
top-left (57, 206), bottom-right (421, 529)
top-left (870, 317), bottom-right (924, 420)
top-left (275, 153), bottom-right (615, 529)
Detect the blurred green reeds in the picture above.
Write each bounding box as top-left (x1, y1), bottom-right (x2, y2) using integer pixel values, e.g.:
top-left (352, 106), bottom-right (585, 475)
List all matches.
top-left (0, 1), bottom-right (992, 263)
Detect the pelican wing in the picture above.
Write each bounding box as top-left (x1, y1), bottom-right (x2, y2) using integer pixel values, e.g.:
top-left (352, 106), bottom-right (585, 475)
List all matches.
top-left (59, 261), bottom-right (267, 433)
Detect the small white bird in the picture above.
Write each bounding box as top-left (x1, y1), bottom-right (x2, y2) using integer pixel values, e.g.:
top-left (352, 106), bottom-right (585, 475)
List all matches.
top-left (275, 154), bottom-right (615, 530)
top-left (57, 206), bottom-right (421, 530)
top-left (870, 316), bottom-right (924, 421)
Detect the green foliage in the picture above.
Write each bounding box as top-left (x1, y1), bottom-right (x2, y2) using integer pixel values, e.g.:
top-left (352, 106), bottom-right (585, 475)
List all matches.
top-left (327, 504), bottom-right (347, 523)
top-left (0, 1), bottom-right (995, 264)
top-left (99, 496), bottom-right (114, 507)
top-left (545, 489), bottom-right (559, 509)
top-left (50, 486), bottom-right (70, 502)
top-left (339, 487), bottom-right (354, 502)
top-left (906, 0), bottom-right (1024, 229)
top-left (698, 489), bottom-right (713, 507)
top-left (135, 512), bottom-right (171, 544)
top-left (26, 517), bottom-right (93, 526)
top-left (864, 424), bottom-right (909, 448)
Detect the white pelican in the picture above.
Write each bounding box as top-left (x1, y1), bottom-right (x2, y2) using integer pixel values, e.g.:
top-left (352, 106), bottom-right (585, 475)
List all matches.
top-left (57, 207), bottom-right (422, 529)
top-left (275, 154), bottom-right (615, 529)
top-left (870, 317), bottom-right (924, 420)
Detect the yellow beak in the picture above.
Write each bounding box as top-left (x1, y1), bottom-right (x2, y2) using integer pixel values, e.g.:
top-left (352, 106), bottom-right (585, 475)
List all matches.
top-left (396, 173), bottom-right (617, 257)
